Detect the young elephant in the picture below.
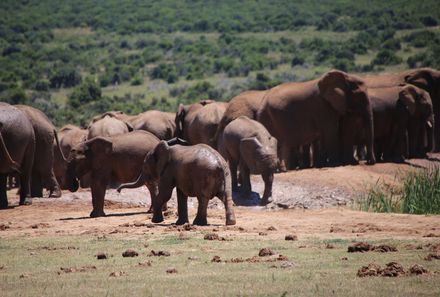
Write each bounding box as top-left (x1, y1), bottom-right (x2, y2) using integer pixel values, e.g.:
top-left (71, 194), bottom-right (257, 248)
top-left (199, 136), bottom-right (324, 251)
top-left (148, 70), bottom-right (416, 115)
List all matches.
top-left (117, 141), bottom-right (236, 226)
top-left (219, 116), bottom-right (278, 206)
top-left (65, 131), bottom-right (160, 217)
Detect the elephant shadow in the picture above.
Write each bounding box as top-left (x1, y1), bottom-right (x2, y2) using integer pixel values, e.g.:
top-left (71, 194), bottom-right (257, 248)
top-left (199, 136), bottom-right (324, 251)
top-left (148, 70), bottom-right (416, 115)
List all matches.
top-left (59, 211), bottom-right (150, 221)
top-left (232, 187), bottom-right (262, 206)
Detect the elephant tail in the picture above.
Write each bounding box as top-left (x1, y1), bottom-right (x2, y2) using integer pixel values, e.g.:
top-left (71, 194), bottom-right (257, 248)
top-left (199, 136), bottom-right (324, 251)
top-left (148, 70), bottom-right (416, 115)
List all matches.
top-left (0, 123), bottom-right (21, 174)
top-left (53, 129), bottom-right (67, 162)
top-left (117, 170), bottom-right (145, 192)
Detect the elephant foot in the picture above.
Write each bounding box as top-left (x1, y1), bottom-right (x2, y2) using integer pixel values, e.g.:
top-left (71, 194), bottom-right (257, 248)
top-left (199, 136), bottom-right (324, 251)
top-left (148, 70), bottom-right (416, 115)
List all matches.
top-left (175, 218), bottom-right (189, 225)
top-left (90, 209), bottom-right (106, 218)
top-left (226, 214), bottom-right (236, 226)
top-left (19, 198), bottom-right (32, 206)
top-left (260, 197), bottom-right (273, 206)
top-left (193, 216), bottom-right (208, 226)
top-left (146, 205), bottom-right (154, 213)
top-left (0, 202), bottom-right (8, 209)
top-left (392, 156), bottom-right (405, 164)
top-left (49, 189), bottom-right (62, 198)
top-left (152, 214), bottom-right (164, 223)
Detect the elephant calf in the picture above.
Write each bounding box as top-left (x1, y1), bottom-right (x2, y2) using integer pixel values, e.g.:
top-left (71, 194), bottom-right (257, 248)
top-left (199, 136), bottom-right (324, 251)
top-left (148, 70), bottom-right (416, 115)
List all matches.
top-left (65, 131), bottom-right (160, 217)
top-left (219, 116), bottom-right (278, 206)
top-left (118, 141), bottom-right (236, 226)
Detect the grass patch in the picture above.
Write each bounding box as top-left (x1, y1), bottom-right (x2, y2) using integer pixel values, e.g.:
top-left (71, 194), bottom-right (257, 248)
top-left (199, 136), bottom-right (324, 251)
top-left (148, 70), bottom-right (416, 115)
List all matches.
top-left (358, 166), bottom-right (440, 214)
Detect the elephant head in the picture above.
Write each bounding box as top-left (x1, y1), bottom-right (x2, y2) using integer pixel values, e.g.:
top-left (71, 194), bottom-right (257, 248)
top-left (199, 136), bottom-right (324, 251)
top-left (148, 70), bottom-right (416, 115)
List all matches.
top-left (174, 100), bottom-right (215, 139)
top-left (66, 137), bottom-right (113, 192)
top-left (239, 136), bottom-right (278, 174)
top-left (88, 114), bottom-right (134, 133)
top-left (404, 68), bottom-right (440, 101)
top-left (318, 70), bottom-right (376, 164)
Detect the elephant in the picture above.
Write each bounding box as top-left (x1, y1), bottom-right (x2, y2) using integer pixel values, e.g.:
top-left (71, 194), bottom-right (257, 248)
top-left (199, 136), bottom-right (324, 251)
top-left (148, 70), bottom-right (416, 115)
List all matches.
top-left (0, 103), bottom-right (35, 208)
top-left (219, 116), bottom-right (278, 206)
top-left (117, 141), bottom-right (236, 226)
top-left (65, 130), bottom-right (160, 217)
top-left (87, 114), bottom-right (133, 139)
top-left (340, 85), bottom-right (434, 163)
top-left (212, 90), bottom-right (267, 146)
top-left (16, 105), bottom-right (63, 198)
top-left (53, 124), bottom-right (88, 189)
top-left (175, 100), bottom-right (228, 147)
top-left (91, 110), bottom-right (176, 140)
top-left (257, 70), bottom-right (376, 169)
top-left (363, 68), bottom-right (440, 151)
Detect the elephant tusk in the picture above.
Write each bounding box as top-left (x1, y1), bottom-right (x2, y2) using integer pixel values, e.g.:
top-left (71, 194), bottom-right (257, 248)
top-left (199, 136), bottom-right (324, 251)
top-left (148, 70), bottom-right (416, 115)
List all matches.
top-left (427, 121), bottom-right (433, 128)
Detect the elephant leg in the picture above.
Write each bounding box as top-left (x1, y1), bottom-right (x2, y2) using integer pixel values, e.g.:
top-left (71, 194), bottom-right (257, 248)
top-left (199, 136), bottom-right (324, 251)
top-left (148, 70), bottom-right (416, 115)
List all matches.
top-left (193, 196), bottom-right (209, 226)
top-left (152, 182), bottom-right (173, 224)
top-left (289, 147), bottom-right (299, 170)
top-left (301, 144), bottom-right (311, 169)
top-left (145, 182), bottom-right (158, 214)
top-left (239, 161), bottom-right (252, 198)
top-left (260, 172), bottom-right (273, 206)
top-left (229, 161), bottom-right (239, 191)
top-left (175, 189), bottom-right (189, 225)
top-left (19, 148), bottom-right (33, 206)
top-left (0, 174), bottom-right (8, 209)
top-left (30, 173), bottom-right (43, 198)
top-left (278, 143), bottom-right (289, 172)
top-left (47, 170), bottom-right (62, 198)
top-left (313, 141), bottom-right (325, 168)
top-left (90, 179), bottom-right (107, 217)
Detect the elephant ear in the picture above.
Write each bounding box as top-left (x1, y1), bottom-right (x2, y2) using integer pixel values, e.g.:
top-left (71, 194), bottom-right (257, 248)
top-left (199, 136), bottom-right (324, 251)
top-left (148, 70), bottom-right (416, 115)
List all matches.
top-left (154, 140), bottom-right (170, 177)
top-left (318, 70), bottom-right (348, 115)
top-left (240, 137), bottom-right (262, 174)
top-left (399, 86), bottom-right (417, 116)
top-left (199, 99), bottom-right (215, 106)
top-left (175, 104), bottom-right (186, 137)
top-left (404, 69), bottom-right (436, 90)
top-left (85, 137), bottom-right (113, 159)
top-left (124, 121), bottom-right (134, 132)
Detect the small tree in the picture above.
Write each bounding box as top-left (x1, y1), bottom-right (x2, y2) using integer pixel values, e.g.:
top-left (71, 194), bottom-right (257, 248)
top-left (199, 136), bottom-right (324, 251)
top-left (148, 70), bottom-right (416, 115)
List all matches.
top-left (68, 77), bottom-right (102, 108)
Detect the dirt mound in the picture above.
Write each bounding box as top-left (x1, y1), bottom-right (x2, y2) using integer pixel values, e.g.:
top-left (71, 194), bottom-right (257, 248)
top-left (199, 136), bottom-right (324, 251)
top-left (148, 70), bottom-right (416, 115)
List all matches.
top-left (357, 263), bottom-right (382, 277)
top-left (381, 262), bottom-right (406, 277)
top-left (348, 242), bottom-right (397, 253)
top-left (122, 249), bottom-right (138, 257)
top-left (149, 250), bottom-right (170, 257)
top-left (409, 264), bottom-right (429, 275)
top-left (96, 252), bottom-right (108, 260)
top-left (285, 234), bottom-right (298, 241)
top-left (259, 248), bottom-right (275, 257)
top-left (425, 252), bottom-right (440, 261)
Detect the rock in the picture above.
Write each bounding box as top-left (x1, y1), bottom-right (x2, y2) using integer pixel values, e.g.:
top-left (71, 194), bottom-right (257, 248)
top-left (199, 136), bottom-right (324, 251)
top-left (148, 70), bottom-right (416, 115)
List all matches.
top-left (285, 234), bottom-right (298, 241)
top-left (166, 268), bottom-right (177, 274)
top-left (381, 262), bottom-right (406, 277)
top-left (96, 253), bottom-right (108, 260)
top-left (409, 264), bottom-right (429, 275)
top-left (357, 263), bottom-right (382, 277)
top-left (348, 242), bottom-right (373, 253)
top-left (373, 244), bottom-right (397, 253)
top-left (258, 248), bottom-right (274, 257)
top-left (204, 233), bottom-right (219, 240)
top-left (149, 250), bottom-right (170, 257)
top-left (122, 249), bottom-right (139, 257)
top-left (211, 256), bottom-right (222, 263)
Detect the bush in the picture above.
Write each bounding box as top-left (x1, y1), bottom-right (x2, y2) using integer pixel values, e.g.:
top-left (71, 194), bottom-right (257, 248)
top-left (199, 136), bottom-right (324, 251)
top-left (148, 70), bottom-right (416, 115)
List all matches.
top-left (68, 77), bottom-right (102, 108)
top-left (0, 87), bottom-right (29, 105)
top-left (34, 79), bottom-right (50, 91)
top-left (130, 75), bottom-right (143, 86)
top-left (371, 49), bottom-right (402, 66)
top-left (49, 67), bottom-right (82, 88)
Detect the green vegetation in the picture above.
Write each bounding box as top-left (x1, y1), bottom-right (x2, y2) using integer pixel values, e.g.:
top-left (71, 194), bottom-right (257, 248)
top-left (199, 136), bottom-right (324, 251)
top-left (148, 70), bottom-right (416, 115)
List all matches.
top-left (0, 0), bottom-right (439, 126)
top-left (358, 167), bottom-right (440, 214)
top-left (1, 235), bottom-right (439, 297)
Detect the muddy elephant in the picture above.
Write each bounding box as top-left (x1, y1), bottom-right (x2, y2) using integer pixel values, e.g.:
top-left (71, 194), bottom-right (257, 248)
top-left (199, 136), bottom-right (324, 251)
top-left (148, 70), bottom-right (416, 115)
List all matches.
top-left (118, 141), bottom-right (236, 226)
top-left (53, 124), bottom-right (88, 189)
top-left (258, 70), bottom-right (376, 169)
top-left (87, 114), bottom-right (133, 139)
top-left (16, 105), bottom-right (63, 198)
top-left (340, 85), bottom-right (434, 163)
top-left (175, 100), bottom-right (227, 147)
top-left (0, 103), bottom-right (35, 208)
top-left (65, 130), bottom-right (160, 217)
top-left (364, 68), bottom-right (440, 151)
top-left (219, 116), bottom-right (278, 206)
top-left (212, 90), bottom-right (267, 146)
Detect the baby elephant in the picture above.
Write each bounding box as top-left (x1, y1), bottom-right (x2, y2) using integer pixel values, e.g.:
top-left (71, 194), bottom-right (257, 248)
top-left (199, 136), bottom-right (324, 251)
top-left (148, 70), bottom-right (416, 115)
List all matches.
top-left (219, 116), bottom-right (278, 206)
top-left (118, 141), bottom-right (236, 226)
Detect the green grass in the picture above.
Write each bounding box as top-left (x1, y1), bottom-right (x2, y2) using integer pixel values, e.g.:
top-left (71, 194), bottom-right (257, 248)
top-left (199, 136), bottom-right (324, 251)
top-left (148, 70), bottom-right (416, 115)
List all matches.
top-left (1, 235), bottom-right (439, 297)
top-left (358, 167), bottom-right (440, 214)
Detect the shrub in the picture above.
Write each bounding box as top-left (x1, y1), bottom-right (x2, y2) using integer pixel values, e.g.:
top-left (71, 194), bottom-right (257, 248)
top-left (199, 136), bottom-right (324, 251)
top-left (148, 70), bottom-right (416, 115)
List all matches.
top-left (371, 49), bottom-right (402, 66)
top-left (130, 75), bottom-right (143, 86)
top-left (68, 77), bottom-right (102, 108)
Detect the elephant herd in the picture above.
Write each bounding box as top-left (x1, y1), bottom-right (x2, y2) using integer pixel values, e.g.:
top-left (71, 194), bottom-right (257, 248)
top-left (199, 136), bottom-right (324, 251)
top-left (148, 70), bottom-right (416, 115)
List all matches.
top-left (0, 67), bottom-right (439, 226)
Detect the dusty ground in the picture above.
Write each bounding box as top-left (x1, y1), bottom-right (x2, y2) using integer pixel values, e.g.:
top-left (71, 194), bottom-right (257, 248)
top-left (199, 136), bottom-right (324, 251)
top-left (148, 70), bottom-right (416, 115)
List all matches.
top-left (1, 155), bottom-right (439, 241)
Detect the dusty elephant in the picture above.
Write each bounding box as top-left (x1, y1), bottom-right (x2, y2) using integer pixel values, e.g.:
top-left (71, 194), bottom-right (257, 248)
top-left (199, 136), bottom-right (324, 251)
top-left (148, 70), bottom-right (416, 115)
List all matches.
top-left (65, 130), bottom-right (160, 217)
top-left (258, 70), bottom-right (376, 169)
top-left (53, 124), bottom-right (88, 189)
top-left (87, 114), bottom-right (133, 139)
top-left (175, 100), bottom-right (227, 147)
top-left (340, 85), bottom-right (434, 163)
top-left (0, 103), bottom-right (35, 208)
top-left (219, 116), bottom-right (278, 206)
top-left (213, 90), bottom-right (267, 146)
top-left (118, 141), bottom-right (236, 226)
top-left (364, 68), bottom-right (440, 151)
top-left (16, 105), bottom-right (63, 198)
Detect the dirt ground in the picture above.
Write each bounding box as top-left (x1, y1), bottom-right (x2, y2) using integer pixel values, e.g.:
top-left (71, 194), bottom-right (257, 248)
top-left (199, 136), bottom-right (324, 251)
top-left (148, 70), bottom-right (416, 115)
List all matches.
top-left (1, 155), bottom-right (440, 240)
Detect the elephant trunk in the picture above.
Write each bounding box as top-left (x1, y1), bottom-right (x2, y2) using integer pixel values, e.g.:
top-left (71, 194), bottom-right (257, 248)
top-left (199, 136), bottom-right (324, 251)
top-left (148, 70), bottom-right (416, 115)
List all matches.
top-left (364, 109), bottom-right (376, 165)
top-left (0, 127), bottom-right (21, 174)
top-left (65, 161), bottom-right (79, 192)
top-left (117, 170), bottom-right (145, 192)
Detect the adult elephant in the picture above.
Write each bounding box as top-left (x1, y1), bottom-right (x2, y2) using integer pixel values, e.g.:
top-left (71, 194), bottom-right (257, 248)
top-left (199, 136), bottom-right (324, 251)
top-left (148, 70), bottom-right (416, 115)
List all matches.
top-left (53, 124), bottom-right (88, 189)
top-left (212, 90), bottom-right (267, 146)
top-left (364, 68), bottom-right (440, 151)
top-left (0, 103), bottom-right (35, 208)
top-left (87, 114), bottom-right (133, 139)
top-left (65, 130), bottom-right (160, 217)
top-left (258, 70), bottom-right (376, 168)
top-left (118, 141), bottom-right (236, 226)
top-left (340, 85), bottom-right (434, 163)
top-left (16, 105), bottom-right (63, 198)
top-left (175, 100), bottom-right (227, 147)
top-left (219, 116), bottom-right (278, 206)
